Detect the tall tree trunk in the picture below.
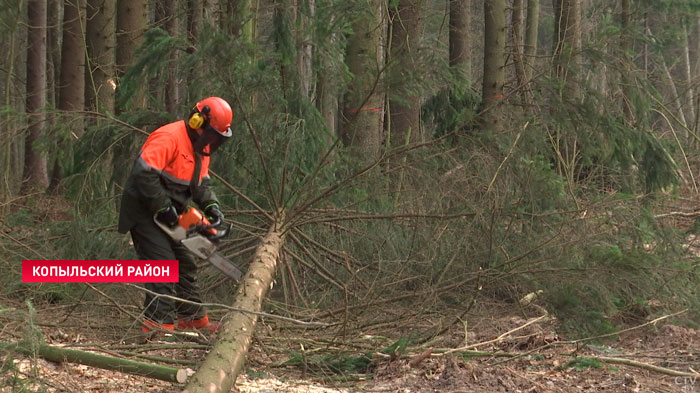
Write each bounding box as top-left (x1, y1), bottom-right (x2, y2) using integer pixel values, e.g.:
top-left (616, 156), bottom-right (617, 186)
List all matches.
top-left (619, 0), bottom-right (634, 124)
top-left (643, 11), bottom-right (649, 77)
top-left (223, 0), bottom-right (257, 44)
top-left (50, 0), bottom-right (87, 191)
top-left (340, 0), bottom-right (386, 163)
top-left (480, 0), bottom-right (506, 133)
top-left (222, 0), bottom-right (250, 39)
top-left (316, 22), bottom-right (339, 143)
top-left (523, 0), bottom-right (540, 82)
top-left (1, 1), bottom-right (25, 203)
top-left (691, 17), bottom-right (700, 140)
top-left (83, 0), bottom-right (115, 197)
top-left (274, 0), bottom-right (314, 103)
top-left (296, 0), bottom-right (314, 99)
top-left (241, 0), bottom-right (258, 44)
top-left (85, 0), bottom-right (116, 114)
top-left (203, 0), bottom-right (219, 27)
top-left (187, 0), bottom-right (204, 100)
top-left (681, 22), bottom-right (696, 135)
top-left (647, 11), bottom-right (688, 138)
top-left (182, 221), bottom-right (285, 393)
top-left (389, 0), bottom-right (425, 148)
top-left (661, 57), bottom-right (688, 134)
top-left (222, 0), bottom-right (237, 36)
top-left (187, 0), bottom-right (203, 44)
top-left (47, 0), bottom-right (61, 110)
top-left (59, 0), bottom-right (88, 117)
top-left (449, 0), bottom-right (471, 79)
top-left (116, 0), bottom-right (148, 100)
top-left (317, 67), bottom-right (338, 144)
top-left (551, 0), bottom-right (581, 183)
top-left (46, 0), bottom-right (62, 193)
top-left (692, 17), bottom-right (700, 77)
top-left (274, 0), bottom-right (295, 101)
top-left (511, 0), bottom-right (526, 90)
top-left (553, 0), bottom-right (581, 97)
top-left (155, 0), bottom-right (179, 114)
top-left (113, 0), bottom-right (148, 200)
top-left (23, 0), bottom-right (50, 193)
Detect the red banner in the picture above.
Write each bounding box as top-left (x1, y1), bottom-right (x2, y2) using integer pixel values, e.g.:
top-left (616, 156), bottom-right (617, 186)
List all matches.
top-left (22, 260), bottom-right (179, 283)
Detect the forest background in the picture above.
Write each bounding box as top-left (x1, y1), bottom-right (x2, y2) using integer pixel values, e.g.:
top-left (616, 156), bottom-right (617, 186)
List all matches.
top-left (1, 0), bottom-right (700, 388)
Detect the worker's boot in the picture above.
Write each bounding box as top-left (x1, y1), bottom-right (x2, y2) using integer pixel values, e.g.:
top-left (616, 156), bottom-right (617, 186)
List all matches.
top-left (141, 320), bottom-right (175, 341)
top-left (176, 314), bottom-right (220, 334)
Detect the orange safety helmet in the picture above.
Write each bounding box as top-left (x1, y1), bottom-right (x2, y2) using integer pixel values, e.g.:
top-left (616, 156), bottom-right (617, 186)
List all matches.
top-left (189, 97), bottom-right (233, 137)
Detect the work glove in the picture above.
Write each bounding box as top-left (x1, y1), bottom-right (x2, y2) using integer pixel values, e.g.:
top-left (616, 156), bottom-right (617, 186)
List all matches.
top-left (155, 205), bottom-right (179, 227)
top-left (204, 203), bottom-right (224, 224)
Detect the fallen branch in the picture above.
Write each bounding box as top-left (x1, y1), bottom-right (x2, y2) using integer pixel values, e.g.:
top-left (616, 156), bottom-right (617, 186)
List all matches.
top-left (0, 341), bottom-right (190, 383)
top-left (409, 348), bottom-right (433, 367)
top-left (594, 356), bottom-right (700, 378)
top-left (654, 211), bottom-right (700, 219)
top-left (431, 349), bottom-right (518, 358)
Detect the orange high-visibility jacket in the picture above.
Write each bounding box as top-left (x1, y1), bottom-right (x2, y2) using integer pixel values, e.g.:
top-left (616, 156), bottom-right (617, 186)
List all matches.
top-left (118, 120), bottom-right (218, 233)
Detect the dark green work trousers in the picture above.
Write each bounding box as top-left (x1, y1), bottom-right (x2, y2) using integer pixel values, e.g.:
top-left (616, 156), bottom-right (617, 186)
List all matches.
top-left (130, 219), bottom-right (205, 324)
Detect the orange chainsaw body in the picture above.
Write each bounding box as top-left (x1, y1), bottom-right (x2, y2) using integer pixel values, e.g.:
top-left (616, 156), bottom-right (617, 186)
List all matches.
top-left (153, 206), bottom-right (242, 280)
top-left (178, 207), bottom-right (217, 236)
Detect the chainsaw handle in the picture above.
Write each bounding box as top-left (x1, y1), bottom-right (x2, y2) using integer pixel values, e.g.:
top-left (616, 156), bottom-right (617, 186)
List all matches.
top-left (206, 223), bottom-right (231, 243)
top-left (204, 215), bottom-right (223, 229)
top-left (185, 219), bottom-right (230, 243)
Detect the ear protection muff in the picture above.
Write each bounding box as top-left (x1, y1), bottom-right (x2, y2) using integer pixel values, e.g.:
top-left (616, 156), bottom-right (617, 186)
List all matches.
top-left (188, 105), bottom-right (211, 129)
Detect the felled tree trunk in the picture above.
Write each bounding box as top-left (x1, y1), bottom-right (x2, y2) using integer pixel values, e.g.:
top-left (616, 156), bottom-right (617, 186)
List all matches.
top-left (0, 341), bottom-right (189, 383)
top-left (183, 220), bottom-right (285, 393)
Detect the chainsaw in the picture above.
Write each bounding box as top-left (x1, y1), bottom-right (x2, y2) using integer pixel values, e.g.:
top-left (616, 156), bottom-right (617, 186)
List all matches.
top-left (154, 206), bottom-right (243, 280)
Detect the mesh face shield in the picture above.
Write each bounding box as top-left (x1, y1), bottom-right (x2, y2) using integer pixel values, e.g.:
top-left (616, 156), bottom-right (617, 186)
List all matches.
top-left (193, 125), bottom-right (227, 156)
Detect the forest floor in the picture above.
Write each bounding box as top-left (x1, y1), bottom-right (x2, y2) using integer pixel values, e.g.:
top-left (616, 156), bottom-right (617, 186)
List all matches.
top-left (1, 299), bottom-right (698, 393)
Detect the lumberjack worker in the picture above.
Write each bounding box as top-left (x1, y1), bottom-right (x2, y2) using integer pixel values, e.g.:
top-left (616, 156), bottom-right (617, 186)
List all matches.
top-left (118, 97), bottom-right (233, 334)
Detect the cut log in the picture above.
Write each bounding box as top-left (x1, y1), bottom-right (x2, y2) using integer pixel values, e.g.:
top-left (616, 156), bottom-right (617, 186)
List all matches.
top-left (183, 220), bottom-right (285, 393)
top-left (0, 341), bottom-right (190, 383)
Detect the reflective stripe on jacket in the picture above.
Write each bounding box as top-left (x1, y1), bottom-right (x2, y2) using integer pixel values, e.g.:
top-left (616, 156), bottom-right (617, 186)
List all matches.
top-left (118, 120), bottom-right (218, 233)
